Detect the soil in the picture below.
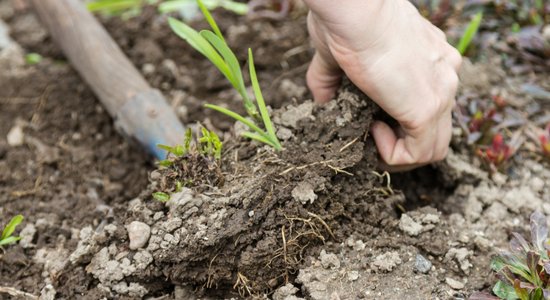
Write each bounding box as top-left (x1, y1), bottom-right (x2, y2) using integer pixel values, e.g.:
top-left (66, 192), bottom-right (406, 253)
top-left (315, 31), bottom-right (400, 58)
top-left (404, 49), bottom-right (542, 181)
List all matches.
top-left (1, 1), bottom-right (549, 300)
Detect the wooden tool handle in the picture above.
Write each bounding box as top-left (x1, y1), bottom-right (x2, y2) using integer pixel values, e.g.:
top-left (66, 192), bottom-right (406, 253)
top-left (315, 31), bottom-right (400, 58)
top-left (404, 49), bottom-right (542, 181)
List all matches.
top-left (30, 0), bottom-right (187, 159)
top-left (30, 0), bottom-right (150, 115)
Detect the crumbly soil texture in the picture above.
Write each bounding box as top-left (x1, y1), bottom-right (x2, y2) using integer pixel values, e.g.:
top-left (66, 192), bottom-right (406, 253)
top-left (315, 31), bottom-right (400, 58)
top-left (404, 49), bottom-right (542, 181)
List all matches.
top-left (1, 2), bottom-right (550, 300)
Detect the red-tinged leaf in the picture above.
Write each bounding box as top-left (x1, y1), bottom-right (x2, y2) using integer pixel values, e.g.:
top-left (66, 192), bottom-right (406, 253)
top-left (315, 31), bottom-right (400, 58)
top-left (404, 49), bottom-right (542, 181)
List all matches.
top-left (492, 95), bottom-right (507, 108)
top-left (497, 266), bottom-right (517, 285)
top-left (540, 135), bottom-right (550, 156)
top-left (493, 133), bottom-right (504, 150)
top-left (469, 291), bottom-right (500, 300)
top-left (518, 281), bottom-right (535, 289)
top-left (527, 251), bottom-right (541, 278)
top-left (514, 279), bottom-right (530, 300)
top-left (510, 232), bottom-right (530, 254)
top-left (530, 211), bottom-right (548, 252)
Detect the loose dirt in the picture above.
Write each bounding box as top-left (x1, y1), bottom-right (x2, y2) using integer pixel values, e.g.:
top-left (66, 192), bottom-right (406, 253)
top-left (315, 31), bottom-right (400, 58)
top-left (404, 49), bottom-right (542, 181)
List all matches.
top-left (1, 1), bottom-right (549, 300)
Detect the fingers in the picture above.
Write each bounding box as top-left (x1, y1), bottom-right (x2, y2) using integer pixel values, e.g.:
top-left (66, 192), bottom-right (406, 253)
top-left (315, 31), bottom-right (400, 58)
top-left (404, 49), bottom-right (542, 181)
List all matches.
top-left (371, 104), bottom-right (453, 171)
top-left (306, 52), bottom-right (342, 103)
top-left (446, 46), bottom-right (463, 71)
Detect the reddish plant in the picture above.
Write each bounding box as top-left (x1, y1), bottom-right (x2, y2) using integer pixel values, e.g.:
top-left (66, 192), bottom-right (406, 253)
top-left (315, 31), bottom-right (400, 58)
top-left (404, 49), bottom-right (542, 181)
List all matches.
top-left (492, 95), bottom-right (507, 109)
top-left (540, 124), bottom-right (550, 157)
top-left (469, 108), bottom-right (497, 133)
top-left (477, 133), bottom-right (512, 167)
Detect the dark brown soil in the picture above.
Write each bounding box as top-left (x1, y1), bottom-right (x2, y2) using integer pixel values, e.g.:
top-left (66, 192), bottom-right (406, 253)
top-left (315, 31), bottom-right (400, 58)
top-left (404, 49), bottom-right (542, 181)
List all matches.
top-left (0, 55), bottom-right (150, 294)
top-left (2, 2), bottom-right (549, 300)
top-left (133, 82), bottom-right (402, 298)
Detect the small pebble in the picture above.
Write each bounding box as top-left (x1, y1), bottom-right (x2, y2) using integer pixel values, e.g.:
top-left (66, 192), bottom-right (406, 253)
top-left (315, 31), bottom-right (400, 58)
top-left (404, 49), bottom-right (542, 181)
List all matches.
top-left (126, 221), bottom-right (151, 250)
top-left (414, 254), bottom-right (432, 274)
top-left (347, 270), bottom-right (360, 281)
top-left (446, 277), bottom-right (465, 290)
top-left (7, 125), bottom-right (24, 146)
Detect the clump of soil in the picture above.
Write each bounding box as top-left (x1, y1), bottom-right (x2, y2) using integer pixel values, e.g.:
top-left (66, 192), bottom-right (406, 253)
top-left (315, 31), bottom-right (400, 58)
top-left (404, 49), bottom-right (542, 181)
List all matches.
top-left (58, 82), bottom-right (404, 299)
top-left (154, 150), bottom-right (224, 193)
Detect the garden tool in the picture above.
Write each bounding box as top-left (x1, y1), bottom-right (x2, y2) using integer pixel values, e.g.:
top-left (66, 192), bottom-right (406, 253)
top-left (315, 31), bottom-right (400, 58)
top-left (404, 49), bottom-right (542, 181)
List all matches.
top-left (29, 0), bottom-right (186, 160)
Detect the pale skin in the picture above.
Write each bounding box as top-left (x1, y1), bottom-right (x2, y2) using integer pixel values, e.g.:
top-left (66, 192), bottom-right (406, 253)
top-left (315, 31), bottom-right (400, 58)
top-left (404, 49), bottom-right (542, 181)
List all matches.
top-left (303, 0), bottom-right (462, 172)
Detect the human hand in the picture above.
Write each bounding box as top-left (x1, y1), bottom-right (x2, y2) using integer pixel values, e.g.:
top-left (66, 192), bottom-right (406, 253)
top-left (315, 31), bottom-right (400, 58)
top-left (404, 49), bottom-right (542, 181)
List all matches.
top-left (303, 0), bottom-right (462, 171)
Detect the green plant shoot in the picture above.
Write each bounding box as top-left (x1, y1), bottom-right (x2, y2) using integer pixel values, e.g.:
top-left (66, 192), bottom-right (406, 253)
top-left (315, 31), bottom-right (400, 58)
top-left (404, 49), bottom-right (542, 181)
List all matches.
top-left (456, 11), bottom-right (483, 55)
top-left (87, 0), bottom-right (247, 18)
top-left (0, 215), bottom-right (24, 247)
top-left (159, 0), bottom-right (248, 16)
top-left (25, 53), bottom-right (42, 65)
top-left (168, 0), bottom-right (282, 150)
top-left (199, 128), bottom-right (223, 160)
top-left (152, 192), bottom-right (170, 202)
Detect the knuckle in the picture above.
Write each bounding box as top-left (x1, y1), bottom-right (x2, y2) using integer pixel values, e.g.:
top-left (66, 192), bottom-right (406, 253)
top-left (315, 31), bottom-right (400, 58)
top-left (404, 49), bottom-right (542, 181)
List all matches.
top-left (447, 47), bottom-right (463, 69)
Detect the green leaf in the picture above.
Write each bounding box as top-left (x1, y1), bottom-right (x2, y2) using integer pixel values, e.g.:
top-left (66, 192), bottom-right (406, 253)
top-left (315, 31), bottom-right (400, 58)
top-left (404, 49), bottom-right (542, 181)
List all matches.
top-left (168, 18), bottom-right (233, 82)
top-left (210, 131), bottom-right (223, 160)
top-left (526, 251), bottom-right (542, 286)
top-left (1, 215), bottom-right (23, 240)
top-left (204, 104), bottom-right (272, 142)
top-left (218, 0), bottom-right (248, 15)
top-left (158, 0), bottom-right (192, 13)
top-left (515, 279), bottom-right (530, 300)
top-left (241, 131), bottom-right (275, 148)
top-left (174, 145), bottom-right (185, 157)
top-left (531, 288), bottom-right (544, 300)
top-left (0, 236), bottom-right (21, 246)
top-left (175, 181), bottom-right (183, 192)
top-left (25, 53), bottom-right (42, 65)
top-left (87, 0), bottom-right (143, 15)
top-left (159, 0), bottom-right (248, 16)
top-left (248, 49), bottom-right (281, 150)
top-left (197, 0), bottom-right (225, 43)
top-left (157, 144), bottom-right (175, 153)
top-left (492, 256), bottom-right (506, 272)
top-left (158, 159), bottom-right (173, 167)
top-left (184, 128), bottom-right (193, 153)
top-left (493, 280), bottom-right (519, 300)
top-left (152, 192), bottom-right (170, 202)
top-left (199, 127), bottom-right (213, 155)
top-left (507, 263), bottom-right (535, 283)
top-left (456, 11), bottom-right (483, 55)
top-left (200, 30), bottom-right (247, 100)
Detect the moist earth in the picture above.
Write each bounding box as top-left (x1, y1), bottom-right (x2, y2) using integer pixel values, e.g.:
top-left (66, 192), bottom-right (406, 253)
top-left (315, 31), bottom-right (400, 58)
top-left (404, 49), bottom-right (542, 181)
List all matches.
top-left (1, 1), bottom-right (549, 300)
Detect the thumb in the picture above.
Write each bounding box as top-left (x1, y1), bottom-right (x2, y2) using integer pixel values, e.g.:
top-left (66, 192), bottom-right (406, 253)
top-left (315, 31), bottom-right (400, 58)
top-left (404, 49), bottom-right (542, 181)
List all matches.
top-left (306, 52), bottom-right (342, 103)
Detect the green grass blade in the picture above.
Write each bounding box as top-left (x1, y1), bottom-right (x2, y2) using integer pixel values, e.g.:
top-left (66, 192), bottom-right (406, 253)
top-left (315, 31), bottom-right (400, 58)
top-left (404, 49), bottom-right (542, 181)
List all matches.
top-left (200, 30), bottom-right (245, 93)
top-left (241, 132), bottom-right (275, 147)
top-left (158, 0), bottom-right (191, 13)
top-left (197, 0), bottom-right (225, 43)
top-left (87, 0), bottom-right (141, 12)
top-left (456, 11), bottom-right (483, 55)
top-left (219, 0), bottom-right (249, 15)
top-left (157, 144), bottom-right (175, 155)
top-left (248, 49), bottom-right (281, 149)
top-left (0, 236), bottom-right (21, 246)
top-left (168, 18), bottom-right (233, 82)
top-left (204, 104), bottom-right (271, 141)
top-left (1, 215), bottom-right (23, 240)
